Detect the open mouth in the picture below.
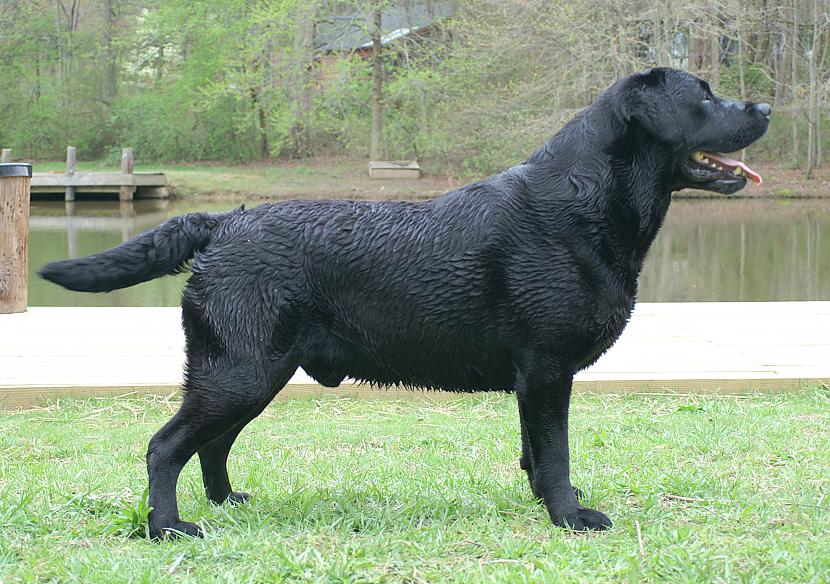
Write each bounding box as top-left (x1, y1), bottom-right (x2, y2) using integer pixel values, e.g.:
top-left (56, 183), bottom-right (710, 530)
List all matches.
top-left (685, 151), bottom-right (763, 185)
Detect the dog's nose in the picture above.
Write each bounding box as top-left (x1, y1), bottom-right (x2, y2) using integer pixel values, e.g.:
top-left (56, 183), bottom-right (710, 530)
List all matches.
top-left (754, 103), bottom-right (772, 118)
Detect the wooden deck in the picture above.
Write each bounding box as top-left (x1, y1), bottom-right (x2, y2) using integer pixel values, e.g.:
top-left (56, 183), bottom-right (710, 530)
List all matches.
top-left (1, 303), bottom-right (828, 408)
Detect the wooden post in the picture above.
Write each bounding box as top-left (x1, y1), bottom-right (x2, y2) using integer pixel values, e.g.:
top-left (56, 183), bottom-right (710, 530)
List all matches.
top-left (0, 149), bottom-right (11, 163)
top-left (0, 163), bottom-right (32, 314)
top-left (65, 146), bottom-right (76, 202)
top-left (65, 202), bottom-right (78, 259)
top-left (119, 148), bottom-right (135, 201)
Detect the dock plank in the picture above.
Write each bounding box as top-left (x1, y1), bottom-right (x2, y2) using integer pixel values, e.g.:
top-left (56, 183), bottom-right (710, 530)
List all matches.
top-left (30, 172), bottom-right (168, 199)
top-left (32, 173), bottom-right (166, 188)
top-left (1, 303), bottom-right (828, 407)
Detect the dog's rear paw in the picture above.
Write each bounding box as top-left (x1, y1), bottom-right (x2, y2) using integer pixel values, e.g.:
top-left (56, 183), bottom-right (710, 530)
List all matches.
top-left (550, 506), bottom-right (612, 532)
top-left (150, 520), bottom-right (204, 540)
top-left (207, 490), bottom-right (251, 505)
top-left (227, 491), bottom-right (251, 505)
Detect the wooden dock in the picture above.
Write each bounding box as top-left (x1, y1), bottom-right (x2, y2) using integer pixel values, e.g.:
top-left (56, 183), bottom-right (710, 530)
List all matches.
top-left (3, 147), bottom-right (169, 201)
top-left (31, 171), bottom-right (168, 200)
top-left (0, 302), bottom-right (828, 408)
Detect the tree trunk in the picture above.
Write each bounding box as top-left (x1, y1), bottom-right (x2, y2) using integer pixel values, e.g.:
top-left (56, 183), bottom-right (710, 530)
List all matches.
top-left (259, 103), bottom-right (269, 159)
top-left (370, 4), bottom-right (384, 160)
top-left (737, 11), bottom-right (747, 162)
top-left (817, 105), bottom-right (822, 168)
top-left (652, 4), bottom-right (670, 67)
top-left (806, 0), bottom-right (818, 178)
top-left (773, 31), bottom-right (784, 107)
top-left (289, 1), bottom-right (317, 158)
top-left (155, 45), bottom-right (164, 83)
top-left (615, 1), bottom-right (628, 79)
top-left (792, 0), bottom-right (800, 165)
top-left (249, 85), bottom-right (269, 159)
top-left (55, 1), bottom-right (65, 97)
top-left (102, 0), bottom-right (117, 106)
top-left (709, 2), bottom-right (721, 89)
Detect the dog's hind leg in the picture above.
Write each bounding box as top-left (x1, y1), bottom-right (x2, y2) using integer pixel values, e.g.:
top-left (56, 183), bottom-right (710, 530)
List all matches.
top-left (146, 358), bottom-right (294, 540)
top-left (518, 408), bottom-right (540, 498)
top-left (198, 422), bottom-right (254, 506)
top-left (516, 359), bottom-right (610, 531)
top-left (197, 368), bottom-right (294, 506)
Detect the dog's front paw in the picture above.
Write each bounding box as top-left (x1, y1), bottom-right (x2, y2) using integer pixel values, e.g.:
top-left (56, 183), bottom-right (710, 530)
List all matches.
top-left (149, 520), bottom-right (204, 540)
top-left (549, 505), bottom-right (612, 532)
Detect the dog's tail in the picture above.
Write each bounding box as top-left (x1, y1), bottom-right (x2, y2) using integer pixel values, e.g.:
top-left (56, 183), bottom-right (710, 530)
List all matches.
top-left (39, 208), bottom-right (240, 293)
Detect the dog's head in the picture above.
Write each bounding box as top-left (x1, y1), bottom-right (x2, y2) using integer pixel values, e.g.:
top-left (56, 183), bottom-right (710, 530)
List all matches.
top-left (619, 67), bottom-right (770, 194)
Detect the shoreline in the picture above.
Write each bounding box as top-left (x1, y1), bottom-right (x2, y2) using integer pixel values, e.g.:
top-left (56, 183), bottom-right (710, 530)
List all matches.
top-left (168, 159), bottom-right (830, 201)
top-left (29, 158), bottom-right (830, 201)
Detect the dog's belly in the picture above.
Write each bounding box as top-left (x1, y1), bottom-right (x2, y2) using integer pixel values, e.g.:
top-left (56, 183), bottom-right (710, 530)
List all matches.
top-left (299, 328), bottom-right (516, 393)
top-left (297, 310), bottom-right (632, 392)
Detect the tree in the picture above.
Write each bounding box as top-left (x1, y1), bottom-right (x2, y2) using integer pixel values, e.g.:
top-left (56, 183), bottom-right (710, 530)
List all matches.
top-left (1, 0), bottom-right (828, 176)
top-left (288, 0), bottom-right (318, 158)
top-left (370, 1), bottom-right (384, 160)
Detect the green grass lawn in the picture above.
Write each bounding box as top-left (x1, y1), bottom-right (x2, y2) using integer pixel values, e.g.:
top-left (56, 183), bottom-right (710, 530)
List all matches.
top-left (1, 390), bottom-right (828, 582)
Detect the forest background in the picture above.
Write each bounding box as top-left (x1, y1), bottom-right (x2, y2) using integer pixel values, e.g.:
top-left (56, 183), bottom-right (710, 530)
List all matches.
top-left (1, 0), bottom-right (829, 178)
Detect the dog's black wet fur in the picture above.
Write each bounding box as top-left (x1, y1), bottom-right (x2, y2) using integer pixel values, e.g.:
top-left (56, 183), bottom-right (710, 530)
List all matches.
top-left (40, 68), bottom-right (770, 539)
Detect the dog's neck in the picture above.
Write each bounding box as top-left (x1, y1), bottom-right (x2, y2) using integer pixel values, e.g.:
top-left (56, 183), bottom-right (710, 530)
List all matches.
top-left (525, 100), bottom-right (676, 269)
top-left (604, 116), bottom-right (676, 263)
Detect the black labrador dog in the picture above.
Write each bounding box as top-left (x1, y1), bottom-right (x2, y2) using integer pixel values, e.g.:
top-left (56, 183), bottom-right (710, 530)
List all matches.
top-left (41, 68), bottom-right (770, 538)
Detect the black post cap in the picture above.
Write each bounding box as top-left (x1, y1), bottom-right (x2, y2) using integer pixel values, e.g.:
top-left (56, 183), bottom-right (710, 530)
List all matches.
top-left (0, 163), bottom-right (33, 178)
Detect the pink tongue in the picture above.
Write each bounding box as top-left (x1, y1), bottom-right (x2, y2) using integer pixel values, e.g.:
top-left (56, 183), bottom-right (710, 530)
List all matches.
top-left (702, 152), bottom-right (763, 184)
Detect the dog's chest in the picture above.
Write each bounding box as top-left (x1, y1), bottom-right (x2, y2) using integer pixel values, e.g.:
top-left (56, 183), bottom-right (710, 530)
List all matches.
top-left (575, 296), bottom-right (635, 370)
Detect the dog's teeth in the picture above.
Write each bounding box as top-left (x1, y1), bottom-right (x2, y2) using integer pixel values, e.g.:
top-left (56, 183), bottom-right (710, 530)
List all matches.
top-left (734, 167), bottom-right (743, 175)
top-left (693, 152), bottom-right (704, 161)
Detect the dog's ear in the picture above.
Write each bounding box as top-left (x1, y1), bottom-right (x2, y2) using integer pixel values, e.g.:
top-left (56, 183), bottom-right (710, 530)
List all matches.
top-left (620, 68), bottom-right (684, 146)
top-left (619, 69), bottom-right (662, 122)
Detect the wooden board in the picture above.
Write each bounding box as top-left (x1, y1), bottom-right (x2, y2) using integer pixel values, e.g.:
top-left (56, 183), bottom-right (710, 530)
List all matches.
top-left (1, 303), bottom-right (828, 409)
top-left (368, 161), bottom-right (421, 179)
top-left (32, 173), bottom-right (166, 187)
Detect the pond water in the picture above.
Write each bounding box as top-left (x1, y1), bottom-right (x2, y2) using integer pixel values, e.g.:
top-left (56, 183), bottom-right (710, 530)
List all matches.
top-left (28, 196), bottom-right (830, 306)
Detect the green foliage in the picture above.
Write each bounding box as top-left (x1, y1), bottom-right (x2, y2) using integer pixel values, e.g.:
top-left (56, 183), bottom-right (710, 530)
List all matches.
top-left (105, 488), bottom-right (153, 539)
top-left (0, 1), bottom-right (826, 173)
top-left (311, 56), bottom-right (375, 154)
top-left (751, 107), bottom-right (830, 165)
top-left (719, 62), bottom-right (776, 102)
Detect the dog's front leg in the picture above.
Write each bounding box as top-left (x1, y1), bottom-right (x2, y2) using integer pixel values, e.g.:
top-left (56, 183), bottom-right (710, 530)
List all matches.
top-left (516, 362), bottom-right (611, 531)
top-left (519, 409), bottom-right (585, 503)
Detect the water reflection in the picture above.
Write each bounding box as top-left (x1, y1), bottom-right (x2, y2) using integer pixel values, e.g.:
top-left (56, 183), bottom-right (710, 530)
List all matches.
top-left (38, 201), bottom-right (157, 258)
top-left (638, 198), bottom-right (828, 301)
top-left (29, 197), bottom-right (830, 306)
